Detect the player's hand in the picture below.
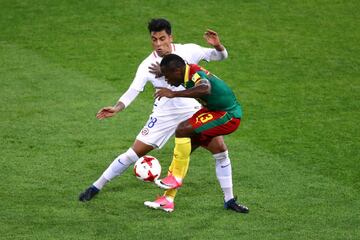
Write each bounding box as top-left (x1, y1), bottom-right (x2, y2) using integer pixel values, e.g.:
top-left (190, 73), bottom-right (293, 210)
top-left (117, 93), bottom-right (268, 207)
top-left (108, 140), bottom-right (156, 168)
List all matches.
top-left (204, 29), bottom-right (224, 51)
top-left (96, 106), bottom-right (119, 119)
top-left (154, 87), bottom-right (175, 100)
top-left (148, 62), bottom-right (163, 78)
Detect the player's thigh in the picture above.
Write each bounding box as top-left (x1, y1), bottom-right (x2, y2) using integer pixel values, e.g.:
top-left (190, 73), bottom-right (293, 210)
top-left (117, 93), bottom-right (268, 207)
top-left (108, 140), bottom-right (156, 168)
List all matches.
top-left (200, 117), bottom-right (240, 137)
top-left (175, 120), bottom-right (196, 138)
top-left (189, 109), bottom-right (239, 136)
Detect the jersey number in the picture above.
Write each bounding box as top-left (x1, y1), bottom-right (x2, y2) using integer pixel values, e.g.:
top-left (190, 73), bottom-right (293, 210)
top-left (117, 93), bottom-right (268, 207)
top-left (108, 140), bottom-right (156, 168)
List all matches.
top-left (148, 117), bottom-right (157, 128)
top-left (196, 113), bottom-right (213, 124)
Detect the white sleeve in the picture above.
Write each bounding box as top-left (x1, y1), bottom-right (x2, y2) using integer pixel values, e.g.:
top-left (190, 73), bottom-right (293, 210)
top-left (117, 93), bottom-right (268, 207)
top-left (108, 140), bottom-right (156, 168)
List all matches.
top-left (118, 87), bottom-right (140, 108)
top-left (184, 44), bottom-right (228, 63)
top-left (202, 47), bottom-right (228, 61)
top-left (128, 61), bottom-right (150, 92)
top-left (208, 48), bottom-right (228, 61)
top-left (117, 59), bottom-right (150, 108)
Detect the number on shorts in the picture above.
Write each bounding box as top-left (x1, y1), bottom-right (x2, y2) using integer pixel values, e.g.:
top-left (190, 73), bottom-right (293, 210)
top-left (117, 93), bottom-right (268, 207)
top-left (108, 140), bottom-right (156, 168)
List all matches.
top-left (196, 113), bottom-right (213, 123)
top-left (147, 117), bottom-right (157, 128)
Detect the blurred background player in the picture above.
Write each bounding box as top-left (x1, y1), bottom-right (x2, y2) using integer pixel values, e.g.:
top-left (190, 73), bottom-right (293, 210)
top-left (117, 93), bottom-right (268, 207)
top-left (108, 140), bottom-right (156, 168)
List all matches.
top-left (145, 54), bottom-right (249, 213)
top-left (79, 19), bottom-right (238, 210)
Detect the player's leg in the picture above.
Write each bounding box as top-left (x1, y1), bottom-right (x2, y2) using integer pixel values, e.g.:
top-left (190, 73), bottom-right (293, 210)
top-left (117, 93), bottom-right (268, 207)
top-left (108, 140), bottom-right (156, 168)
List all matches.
top-left (146, 121), bottom-right (195, 212)
top-left (203, 136), bottom-right (234, 200)
top-left (143, 118), bottom-right (197, 211)
top-left (155, 108), bottom-right (232, 190)
top-left (80, 111), bottom-right (193, 202)
top-left (145, 143), bottom-right (200, 211)
top-left (154, 120), bottom-right (195, 189)
top-left (161, 143), bottom-right (200, 200)
top-left (203, 136), bottom-right (249, 213)
top-left (143, 111), bottom-right (201, 211)
top-left (186, 111), bottom-right (248, 213)
top-left (155, 109), bottom-right (233, 190)
top-left (79, 140), bottom-right (153, 202)
top-left (94, 140), bottom-right (154, 188)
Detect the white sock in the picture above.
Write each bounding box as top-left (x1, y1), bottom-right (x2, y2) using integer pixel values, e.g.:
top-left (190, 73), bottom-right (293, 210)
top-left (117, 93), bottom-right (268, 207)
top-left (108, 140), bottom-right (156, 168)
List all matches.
top-left (213, 150), bottom-right (234, 202)
top-left (93, 148), bottom-right (139, 189)
top-left (92, 176), bottom-right (107, 190)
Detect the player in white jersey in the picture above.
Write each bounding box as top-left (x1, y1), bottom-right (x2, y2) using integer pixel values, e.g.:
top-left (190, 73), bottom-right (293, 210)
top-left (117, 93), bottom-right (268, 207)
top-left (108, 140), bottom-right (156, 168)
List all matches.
top-left (79, 19), bottom-right (240, 212)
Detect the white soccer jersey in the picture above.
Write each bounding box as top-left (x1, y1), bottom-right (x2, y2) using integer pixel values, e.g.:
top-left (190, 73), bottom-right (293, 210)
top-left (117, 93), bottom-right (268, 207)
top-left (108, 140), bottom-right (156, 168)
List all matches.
top-left (127, 43), bottom-right (224, 116)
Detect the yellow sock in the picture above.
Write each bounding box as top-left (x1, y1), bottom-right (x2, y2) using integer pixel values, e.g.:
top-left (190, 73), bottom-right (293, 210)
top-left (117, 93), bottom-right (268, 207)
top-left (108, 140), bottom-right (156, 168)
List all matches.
top-left (164, 138), bottom-right (191, 199)
top-left (164, 189), bottom-right (177, 200)
top-left (167, 156), bottom-right (175, 175)
top-left (164, 137), bottom-right (191, 201)
top-left (164, 155), bottom-right (177, 200)
top-left (170, 137), bottom-right (191, 179)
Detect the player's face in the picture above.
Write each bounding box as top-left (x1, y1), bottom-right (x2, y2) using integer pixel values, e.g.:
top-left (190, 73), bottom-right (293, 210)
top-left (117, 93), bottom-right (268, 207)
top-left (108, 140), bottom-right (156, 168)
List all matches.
top-left (161, 67), bottom-right (183, 87)
top-left (150, 30), bottom-right (173, 57)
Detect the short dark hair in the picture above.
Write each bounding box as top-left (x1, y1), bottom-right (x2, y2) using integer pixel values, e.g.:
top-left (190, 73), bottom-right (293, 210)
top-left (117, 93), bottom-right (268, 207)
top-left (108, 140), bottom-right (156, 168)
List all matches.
top-left (160, 54), bottom-right (186, 70)
top-left (148, 18), bottom-right (172, 35)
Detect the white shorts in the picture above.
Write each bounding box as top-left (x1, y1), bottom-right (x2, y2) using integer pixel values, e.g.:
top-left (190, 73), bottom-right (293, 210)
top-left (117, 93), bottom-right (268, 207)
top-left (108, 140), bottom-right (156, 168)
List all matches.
top-left (136, 110), bottom-right (198, 149)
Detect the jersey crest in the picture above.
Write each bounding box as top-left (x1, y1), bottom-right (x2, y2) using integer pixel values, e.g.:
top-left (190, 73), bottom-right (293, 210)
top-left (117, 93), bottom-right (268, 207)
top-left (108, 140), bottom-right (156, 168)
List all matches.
top-left (192, 73), bottom-right (202, 84)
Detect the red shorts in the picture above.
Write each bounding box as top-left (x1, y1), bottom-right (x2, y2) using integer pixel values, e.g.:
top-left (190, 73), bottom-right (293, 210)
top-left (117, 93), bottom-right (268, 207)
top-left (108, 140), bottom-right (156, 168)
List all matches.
top-left (188, 108), bottom-right (241, 147)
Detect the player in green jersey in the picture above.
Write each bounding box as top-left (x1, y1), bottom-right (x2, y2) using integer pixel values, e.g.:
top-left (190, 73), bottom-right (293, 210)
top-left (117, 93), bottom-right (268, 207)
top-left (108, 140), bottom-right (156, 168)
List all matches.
top-left (155, 53), bottom-right (242, 146)
top-left (144, 54), bottom-right (249, 213)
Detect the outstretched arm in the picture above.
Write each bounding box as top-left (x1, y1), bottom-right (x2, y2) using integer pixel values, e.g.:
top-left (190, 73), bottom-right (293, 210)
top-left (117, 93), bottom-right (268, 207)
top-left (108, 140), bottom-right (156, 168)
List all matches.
top-left (96, 101), bottom-right (125, 119)
top-left (203, 29), bottom-right (228, 61)
top-left (96, 87), bottom-right (140, 119)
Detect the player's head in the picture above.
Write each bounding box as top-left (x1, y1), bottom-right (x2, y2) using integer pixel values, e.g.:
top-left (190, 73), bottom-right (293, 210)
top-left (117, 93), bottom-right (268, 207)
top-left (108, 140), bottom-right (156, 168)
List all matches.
top-left (148, 18), bottom-right (173, 57)
top-left (148, 18), bottom-right (171, 35)
top-left (160, 54), bottom-right (186, 87)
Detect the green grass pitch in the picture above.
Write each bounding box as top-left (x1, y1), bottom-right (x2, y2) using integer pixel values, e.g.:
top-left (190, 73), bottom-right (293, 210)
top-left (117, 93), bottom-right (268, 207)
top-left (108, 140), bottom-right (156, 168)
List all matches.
top-left (0, 0), bottom-right (359, 239)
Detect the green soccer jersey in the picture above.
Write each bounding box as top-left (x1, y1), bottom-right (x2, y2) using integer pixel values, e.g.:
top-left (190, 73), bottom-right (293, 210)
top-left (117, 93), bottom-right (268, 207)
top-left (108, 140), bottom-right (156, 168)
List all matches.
top-left (184, 64), bottom-right (242, 118)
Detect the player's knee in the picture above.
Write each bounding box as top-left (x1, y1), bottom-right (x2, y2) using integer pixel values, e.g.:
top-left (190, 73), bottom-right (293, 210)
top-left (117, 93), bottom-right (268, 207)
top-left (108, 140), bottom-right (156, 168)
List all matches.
top-left (210, 145), bottom-right (227, 154)
top-left (217, 145), bottom-right (228, 153)
top-left (175, 128), bottom-right (188, 138)
top-left (217, 141), bottom-right (228, 153)
top-left (206, 137), bottom-right (228, 154)
top-left (214, 139), bottom-right (227, 152)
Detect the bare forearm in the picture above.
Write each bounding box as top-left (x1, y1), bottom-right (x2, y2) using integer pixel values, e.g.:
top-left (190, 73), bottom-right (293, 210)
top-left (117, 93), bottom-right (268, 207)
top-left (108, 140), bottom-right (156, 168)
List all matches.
top-left (173, 84), bottom-right (210, 98)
